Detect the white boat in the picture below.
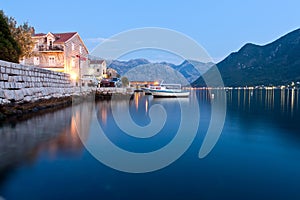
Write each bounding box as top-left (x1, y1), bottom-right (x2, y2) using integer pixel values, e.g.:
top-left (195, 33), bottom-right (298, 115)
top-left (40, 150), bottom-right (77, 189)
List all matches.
top-left (148, 83), bottom-right (189, 98)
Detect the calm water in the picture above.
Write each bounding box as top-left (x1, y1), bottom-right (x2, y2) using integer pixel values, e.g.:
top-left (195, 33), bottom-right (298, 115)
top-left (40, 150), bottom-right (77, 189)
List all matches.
top-left (0, 89), bottom-right (300, 200)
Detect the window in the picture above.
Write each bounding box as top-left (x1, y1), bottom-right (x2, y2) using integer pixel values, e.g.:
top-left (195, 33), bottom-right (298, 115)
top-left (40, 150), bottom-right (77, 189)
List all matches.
top-left (71, 43), bottom-right (75, 51)
top-left (35, 43), bottom-right (39, 50)
top-left (49, 40), bottom-right (53, 49)
top-left (97, 69), bottom-right (100, 72)
top-left (71, 57), bottom-right (76, 68)
top-left (34, 57), bottom-right (39, 65)
top-left (48, 56), bottom-right (55, 66)
top-left (79, 45), bottom-right (82, 54)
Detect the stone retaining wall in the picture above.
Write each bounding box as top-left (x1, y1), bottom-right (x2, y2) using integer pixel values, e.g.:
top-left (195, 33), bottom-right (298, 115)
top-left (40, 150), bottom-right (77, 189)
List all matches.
top-left (0, 60), bottom-right (74, 105)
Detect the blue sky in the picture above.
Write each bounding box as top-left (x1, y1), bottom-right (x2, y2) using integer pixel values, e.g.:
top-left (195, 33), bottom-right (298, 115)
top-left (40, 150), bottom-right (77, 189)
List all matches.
top-left (1, 0), bottom-right (300, 63)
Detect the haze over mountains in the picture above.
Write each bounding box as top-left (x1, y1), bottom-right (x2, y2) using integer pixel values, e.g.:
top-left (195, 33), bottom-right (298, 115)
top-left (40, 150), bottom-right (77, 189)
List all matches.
top-left (193, 28), bottom-right (300, 87)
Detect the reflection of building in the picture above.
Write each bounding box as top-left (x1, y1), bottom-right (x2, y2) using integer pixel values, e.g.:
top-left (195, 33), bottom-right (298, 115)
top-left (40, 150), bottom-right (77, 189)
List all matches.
top-left (86, 60), bottom-right (107, 79)
top-left (22, 31), bottom-right (89, 80)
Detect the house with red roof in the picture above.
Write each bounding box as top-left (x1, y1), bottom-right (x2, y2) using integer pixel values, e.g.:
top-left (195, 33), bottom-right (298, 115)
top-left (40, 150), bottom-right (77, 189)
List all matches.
top-left (22, 31), bottom-right (89, 82)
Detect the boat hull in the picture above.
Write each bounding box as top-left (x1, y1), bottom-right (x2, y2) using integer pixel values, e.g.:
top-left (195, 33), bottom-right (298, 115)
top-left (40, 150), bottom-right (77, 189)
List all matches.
top-left (151, 91), bottom-right (190, 98)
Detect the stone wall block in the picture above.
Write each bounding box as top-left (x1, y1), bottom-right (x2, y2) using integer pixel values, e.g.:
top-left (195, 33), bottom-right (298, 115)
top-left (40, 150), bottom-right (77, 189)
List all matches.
top-left (0, 88), bottom-right (5, 98)
top-left (0, 66), bottom-right (5, 73)
top-left (8, 76), bottom-right (15, 82)
top-left (14, 90), bottom-right (24, 101)
top-left (2, 74), bottom-right (8, 81)
top-left (3, 90), bottom-right (15, 100)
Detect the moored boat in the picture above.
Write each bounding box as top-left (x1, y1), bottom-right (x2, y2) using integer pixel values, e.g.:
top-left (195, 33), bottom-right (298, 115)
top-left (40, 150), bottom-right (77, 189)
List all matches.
top-left (148, 83), bottom-right (189, 98)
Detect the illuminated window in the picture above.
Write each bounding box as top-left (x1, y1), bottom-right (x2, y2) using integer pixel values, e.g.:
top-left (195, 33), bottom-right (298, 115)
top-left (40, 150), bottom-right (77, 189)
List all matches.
top-left (79, 45), bottom-right (82, 54)
top-left (71, 43), bottom-right (75, 51)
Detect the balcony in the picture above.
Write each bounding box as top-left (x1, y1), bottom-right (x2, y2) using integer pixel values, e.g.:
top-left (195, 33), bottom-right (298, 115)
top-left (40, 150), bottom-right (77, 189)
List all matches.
top-left (38, 45), bottom-right (64, 52)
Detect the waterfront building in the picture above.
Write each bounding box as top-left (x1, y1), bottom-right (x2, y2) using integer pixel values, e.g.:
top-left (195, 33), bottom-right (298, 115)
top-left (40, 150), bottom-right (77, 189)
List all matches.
top-left (21, 31), bottom-right (89, 82)
top-left (87, 60), bottom-right (107, 79)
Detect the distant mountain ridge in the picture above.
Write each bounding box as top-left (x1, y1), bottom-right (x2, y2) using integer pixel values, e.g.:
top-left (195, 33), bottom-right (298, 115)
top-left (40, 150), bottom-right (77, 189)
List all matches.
top-left (107, 58), bottom-right (213, 83)
top-left (193, 28), bottom-right (300, 87)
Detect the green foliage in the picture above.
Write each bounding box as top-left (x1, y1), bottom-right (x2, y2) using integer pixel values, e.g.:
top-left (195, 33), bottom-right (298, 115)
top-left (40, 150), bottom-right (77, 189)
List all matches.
top-left (0, 10), bottom-right (21, 62)
top-left (0, 10), bottom-right (35, 63)
top-left (4, 12), bottom-right (35, 59)
top-left (121, 76), bottom-right (129, 87)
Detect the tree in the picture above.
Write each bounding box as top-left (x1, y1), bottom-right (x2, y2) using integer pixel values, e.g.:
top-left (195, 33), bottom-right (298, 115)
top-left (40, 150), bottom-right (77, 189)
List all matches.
top-left (121, 76), bottom-right (129, 87)
top-left (5, 13), bottom-right (35, 59)
top-left (0, 10), bottom-right (21, 62)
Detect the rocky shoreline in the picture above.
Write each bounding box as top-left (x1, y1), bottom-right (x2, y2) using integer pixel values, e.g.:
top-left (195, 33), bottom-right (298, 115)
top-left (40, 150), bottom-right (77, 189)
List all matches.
top-left (0, 60), bottom-right (135, 121)
top-left (0, 89), bottom-right (135, 121)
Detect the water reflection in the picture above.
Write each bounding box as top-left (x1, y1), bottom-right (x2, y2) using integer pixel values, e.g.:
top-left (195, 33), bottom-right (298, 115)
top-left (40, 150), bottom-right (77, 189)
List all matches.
top-left (1, 89), bottom-right (298, 174)
top-left (0, 90), bottom-right (300, 199)
top-left (226, 88), bottom-right (300, 140)
top-left (226, 89), bottom-right (300, 115)
top-left (0, 106), bottom-right (85, 174)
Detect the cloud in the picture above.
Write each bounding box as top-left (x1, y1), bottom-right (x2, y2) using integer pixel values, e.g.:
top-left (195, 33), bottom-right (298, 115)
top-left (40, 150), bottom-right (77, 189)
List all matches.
top-left (85, 37), bottom-right (117, 44)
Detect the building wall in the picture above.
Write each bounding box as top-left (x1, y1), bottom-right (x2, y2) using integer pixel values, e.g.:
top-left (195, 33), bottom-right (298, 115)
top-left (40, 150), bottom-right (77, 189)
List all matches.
top-left (64, 34), bottom-right (89, 81)
top-left (86, 61), bottom-right (107, 79)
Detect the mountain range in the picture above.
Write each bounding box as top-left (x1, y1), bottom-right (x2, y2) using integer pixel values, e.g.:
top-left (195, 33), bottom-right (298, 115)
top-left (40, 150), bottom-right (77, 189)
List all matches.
top-left (193, 28), bottom-right (300, 87)
top-left (106, 59), bottom-right (213, 84)
top-left (104, 28), bottom-right (300, 87)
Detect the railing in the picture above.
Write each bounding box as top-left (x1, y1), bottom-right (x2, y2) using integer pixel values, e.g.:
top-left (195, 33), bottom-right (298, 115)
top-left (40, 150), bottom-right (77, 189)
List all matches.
top-left (38, 45), bottom-right (64, 51)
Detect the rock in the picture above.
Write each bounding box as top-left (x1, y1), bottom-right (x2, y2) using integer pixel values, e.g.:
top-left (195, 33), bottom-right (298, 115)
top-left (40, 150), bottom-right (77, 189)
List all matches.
top-left (23, 96), bottom-right (33, 103)
top-left (43, 96), bottom-right (52, 100)
top-left (2, 99), bottom-right (11, 104)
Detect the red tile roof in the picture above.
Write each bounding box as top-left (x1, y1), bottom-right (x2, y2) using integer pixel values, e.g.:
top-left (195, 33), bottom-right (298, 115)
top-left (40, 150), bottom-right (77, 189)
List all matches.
top-left (32, 32), bottom-right (77, 43)
top-left (53, 32), bottom-right (77, 43)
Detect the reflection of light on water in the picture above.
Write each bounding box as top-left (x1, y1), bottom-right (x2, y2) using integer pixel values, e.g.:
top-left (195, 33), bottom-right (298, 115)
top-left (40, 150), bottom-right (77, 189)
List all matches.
top-left (287, 89), bottom-right (290, 113)
top-left (145, 99), bottom-right (148, 114)
top-left (237, 89), bottom-right (240, 108)
top-left (297, 89), bottom-right (299, 110)
top-left (101, 108), bottom-right (107, 125)
top-left (280, 89), bottom-right (285, 112)
top-left (71, 115), bottom-right (78, 136)
top-left (248, 89), bottom-right (252, 110)
top-left (259, 89), bottom-right (263, 104)
top-left (264, 89), bottom-right (274, 110)
top-left (291, 89), bottom-right (295, 116)
top-left (243, 89), bottom-right (246, 110)
top-left (135, 93), bottom-right (139, 110)
top-left (226, 88), bottom-right (299, 117)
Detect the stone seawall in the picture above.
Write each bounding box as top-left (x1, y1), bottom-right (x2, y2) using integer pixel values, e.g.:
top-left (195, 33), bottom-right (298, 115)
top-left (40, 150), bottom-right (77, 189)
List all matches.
top-left (0, 60), bottom-right (74, 105)
top-left (0, 60), bottom-right (134, 119)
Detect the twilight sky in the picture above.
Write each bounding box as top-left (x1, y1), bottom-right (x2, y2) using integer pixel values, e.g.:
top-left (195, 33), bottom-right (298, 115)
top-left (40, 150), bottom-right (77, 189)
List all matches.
top-left (1, 0), bottom-right (300, 63)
